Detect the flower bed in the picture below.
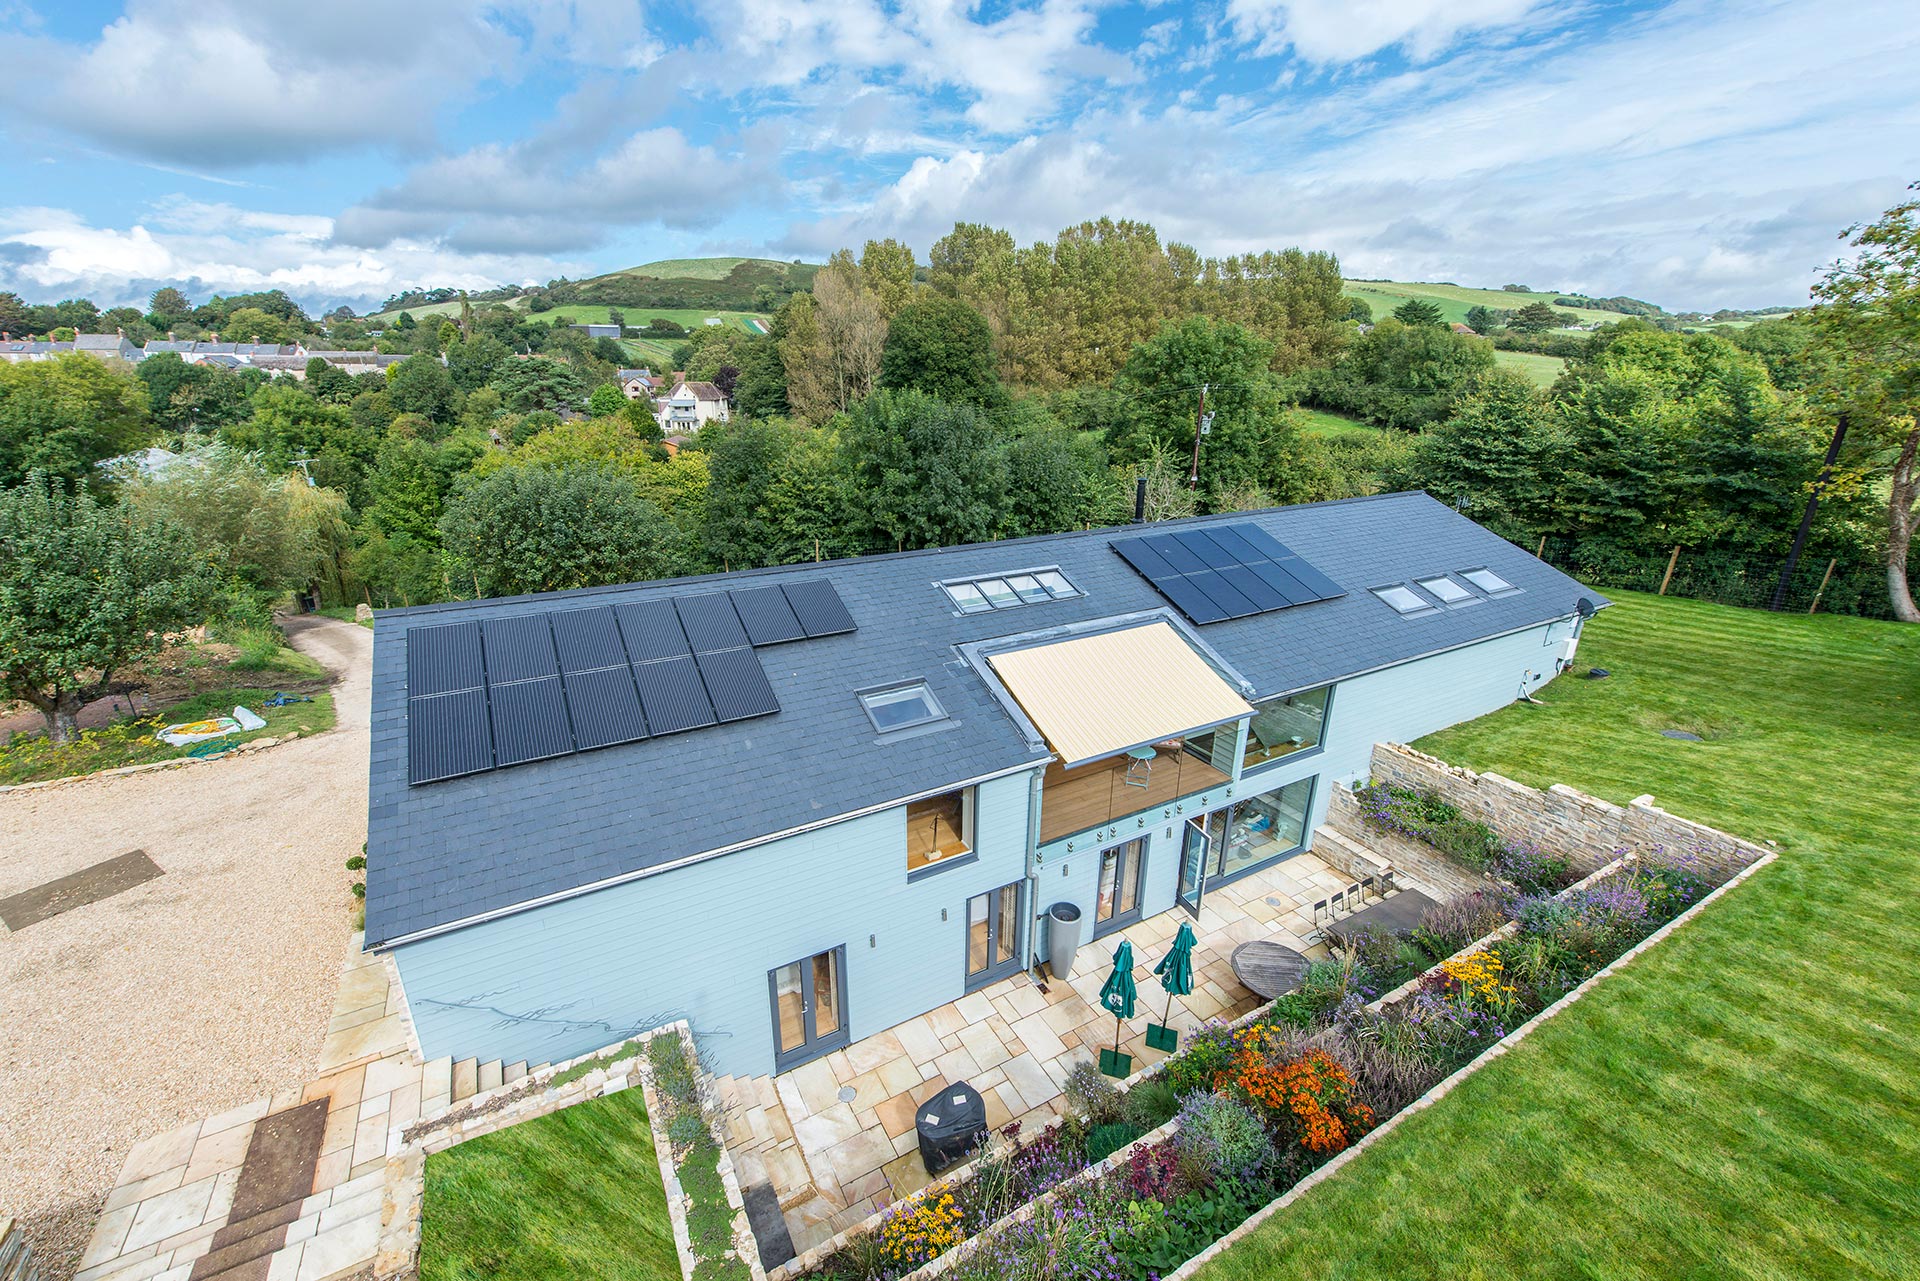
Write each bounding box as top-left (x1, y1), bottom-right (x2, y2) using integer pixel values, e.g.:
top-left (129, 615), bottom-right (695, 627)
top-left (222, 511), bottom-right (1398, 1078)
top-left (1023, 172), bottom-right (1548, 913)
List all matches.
top-left (641, 1027), bottom-right (760, 1281)
top-left (799, 847), bottom-right (1733, 1281)
top-left (1357, 781), bottom-right (1574, 892)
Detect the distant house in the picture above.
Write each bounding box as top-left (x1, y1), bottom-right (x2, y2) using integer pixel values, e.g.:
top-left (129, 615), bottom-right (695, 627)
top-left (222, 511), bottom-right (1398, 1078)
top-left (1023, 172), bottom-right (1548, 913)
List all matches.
top-left (1450, 322), bottom-right (1478, 336)
top-left (74, 332), bottom-right (142, 362)
top-left (572, 323), bottom-right (622, 340)
top-left (615, 368), bottom-right (658, 399)
top-left (0, 336), bottom-right (71, 363)
top-left (655, 380), bottom-right (730, 433)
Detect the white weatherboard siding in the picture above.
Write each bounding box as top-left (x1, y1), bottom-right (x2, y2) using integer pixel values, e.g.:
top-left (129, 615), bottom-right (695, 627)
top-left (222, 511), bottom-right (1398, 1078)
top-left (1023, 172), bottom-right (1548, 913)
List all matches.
top-left (392, 770), bottom-right (1036, 1078)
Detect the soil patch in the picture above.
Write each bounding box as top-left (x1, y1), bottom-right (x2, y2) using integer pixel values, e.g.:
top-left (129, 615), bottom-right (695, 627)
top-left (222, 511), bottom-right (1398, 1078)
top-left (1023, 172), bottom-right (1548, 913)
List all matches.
top-left (0, 850), bottom-right (163, 931)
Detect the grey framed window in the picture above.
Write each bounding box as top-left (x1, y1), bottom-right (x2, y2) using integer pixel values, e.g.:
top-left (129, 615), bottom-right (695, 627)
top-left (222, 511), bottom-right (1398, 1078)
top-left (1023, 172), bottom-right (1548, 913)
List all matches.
top-left (860, 682), bottom-right (947, 733)
top-left (769, 945), bottom-right (849, 1073)
top-left (965, 881), bottom-right (1024, 991)
top-left (1461, 566), bottom-right (1518, 595)
top-left (975, 578), bottom-right (1021, 608)
top-left (944, 581), bottom-right (992, 613)
top-left (907, 787), bottom-right (975, 878)
top-left (1093, 838), bottom-right (1148, 936)
top-left (1371, 583), bottom-right (1438, 616)
top-left (1243, 686), bottom-right (1332, 767)
top-left (1415, 575), bottom-right (1475, 606)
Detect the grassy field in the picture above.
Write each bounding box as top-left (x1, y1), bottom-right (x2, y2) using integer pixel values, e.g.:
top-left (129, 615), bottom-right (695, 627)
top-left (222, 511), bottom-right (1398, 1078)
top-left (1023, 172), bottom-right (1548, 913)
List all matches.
top-left (1199, 591), bottom-right (1920, 1280)
top-left (613, 256), bottom-right (804, 280)
top-left (418, 1085), bottom-right (677, 1281)
top-left (0, 686), bottom-right (336, 785)
top-left (1344, 279), bottom-right (1633, 328)
top-left (1293, 407), bottom-right (1383, 441)
top-left (1491, 348), bottom-right (1567, 387)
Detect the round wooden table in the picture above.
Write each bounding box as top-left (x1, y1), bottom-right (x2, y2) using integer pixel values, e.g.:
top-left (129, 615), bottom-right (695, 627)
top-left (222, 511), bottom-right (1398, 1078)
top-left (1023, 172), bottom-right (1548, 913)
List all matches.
top-left (1230, 941), bottom-right (1310, 999)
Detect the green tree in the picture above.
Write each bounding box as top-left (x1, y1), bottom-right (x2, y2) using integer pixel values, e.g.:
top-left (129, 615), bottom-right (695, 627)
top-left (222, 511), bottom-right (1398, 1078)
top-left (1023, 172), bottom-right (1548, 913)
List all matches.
top-left (366, 435), bottom-right (482, 545)
top-left (1342, 297), bottom-right (1375, 323)
top-left (441, 464), bottom-right (688, 596)
top-left (1811, 184), bottom-right (1920, 620)
top-left (587, 383), bottom-right (626, 417)
top-left (447, 333), bottom-right (509, 392)
top-left (0, 473), bottom-right (212, 742)
top-left (137, 352), bottom-right (209, 434)
top-left (1312, 319), bottom-right (1496, 430)
top-left (1398, 372), bottom-right (1563, 537)
top-left (859, 238), bottom-right (919, 318)
top-left (220, 384), bottom-right (375, 505)
top-left (879, 295), bottom-right (1002, 407)
top-left (124, 446), bottom-right (348, 595)
top-left (1392, 299), bottom-right (1445, 327)
top-left (1464, 305), bottom-right (1505, 334)
top-left (1001, 403), bottom-right (1108, 537)
top-left (731, 333), bottom-right (789, 419)
top-left (838, 390), bottom-right (1010, 552)
top-left (0, 352), bottom-right (151, 486)
top-left (386, 354), bottom-right (457, 422)
top-left (490, 355), bottom-right (591, 412)
top-left (1508, 301), bottom-right (1566, 334)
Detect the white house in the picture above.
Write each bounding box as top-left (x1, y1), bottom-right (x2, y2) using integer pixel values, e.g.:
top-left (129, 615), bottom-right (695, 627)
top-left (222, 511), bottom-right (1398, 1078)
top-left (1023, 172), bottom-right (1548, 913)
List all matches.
top-left (655, 379), bottom-right (730, 433)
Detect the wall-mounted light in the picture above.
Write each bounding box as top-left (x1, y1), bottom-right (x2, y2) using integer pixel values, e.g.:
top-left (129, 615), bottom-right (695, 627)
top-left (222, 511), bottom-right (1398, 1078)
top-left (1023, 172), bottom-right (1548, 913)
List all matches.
top-left (869, 934), bottom-right (876, 948)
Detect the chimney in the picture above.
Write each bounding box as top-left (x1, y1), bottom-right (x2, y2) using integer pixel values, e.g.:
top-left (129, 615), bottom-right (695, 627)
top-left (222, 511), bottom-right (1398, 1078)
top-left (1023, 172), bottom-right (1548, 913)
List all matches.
top-left (116, 326), bottom-right (125, 337)
top-left (1133, 475), bottom-right (1148, 523)
top-left (168, 331), bottom-right (176, 341)
top-left (210, 331), bottom-right (219, 342)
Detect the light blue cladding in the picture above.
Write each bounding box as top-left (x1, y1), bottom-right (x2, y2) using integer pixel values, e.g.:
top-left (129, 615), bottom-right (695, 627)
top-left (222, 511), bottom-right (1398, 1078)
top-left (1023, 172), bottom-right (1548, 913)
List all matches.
top-left (391, 769), bottom-right (1039, 1078)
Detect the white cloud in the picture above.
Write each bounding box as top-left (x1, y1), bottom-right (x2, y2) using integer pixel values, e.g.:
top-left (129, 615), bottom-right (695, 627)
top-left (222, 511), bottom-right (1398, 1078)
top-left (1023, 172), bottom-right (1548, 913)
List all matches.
top-left (0, 201), bottom-right (573, 310)
top-left (1225, 0), bottom-right (1557, 62)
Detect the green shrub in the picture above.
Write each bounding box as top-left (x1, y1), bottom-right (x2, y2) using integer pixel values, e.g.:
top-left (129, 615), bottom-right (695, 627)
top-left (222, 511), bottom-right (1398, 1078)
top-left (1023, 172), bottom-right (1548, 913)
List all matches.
top-left (1086, 1121), bottom-right (1145, 1164)
top-left (1122, 1077), bottom-right (1180, 1131)
top-left (1062, 1059), bottom-right (1122, 1125)
top-left (1261, 993), bottom-right (1317, 1029)
top-left (667, 1108), bottom-right (710, 1149)
top-left (648, 1034), bottom-right (697, 1100)
top-left (1161, 1026), bottom-right (1238, 1096)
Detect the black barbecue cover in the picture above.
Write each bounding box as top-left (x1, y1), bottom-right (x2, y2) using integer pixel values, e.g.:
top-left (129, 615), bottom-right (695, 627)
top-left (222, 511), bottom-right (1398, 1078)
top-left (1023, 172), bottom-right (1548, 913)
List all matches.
top-left (915, 1080), bottom-right (987, 1175)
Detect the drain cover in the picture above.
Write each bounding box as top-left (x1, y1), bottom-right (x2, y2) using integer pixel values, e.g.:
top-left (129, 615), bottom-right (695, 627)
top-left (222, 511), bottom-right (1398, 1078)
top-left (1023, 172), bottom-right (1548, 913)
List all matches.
top-left (1661, 729), bottom-right (1703, 741)
top-left (837, 1085), bottom-right (857, 1103)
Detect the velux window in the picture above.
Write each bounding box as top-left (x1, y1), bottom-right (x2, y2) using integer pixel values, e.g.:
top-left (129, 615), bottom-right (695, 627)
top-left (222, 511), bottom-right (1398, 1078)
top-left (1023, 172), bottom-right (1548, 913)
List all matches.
top-left (860, 682), bottom-right (947, 733)
top-left (1461, 567), bottom-right (1517, 595)
top-left (1371, 584), bottom-right (1435, 616)
top-left (942, 567), bottom-right (1080, 613)
top-left (1416, 575), bottom-right (1475, 605)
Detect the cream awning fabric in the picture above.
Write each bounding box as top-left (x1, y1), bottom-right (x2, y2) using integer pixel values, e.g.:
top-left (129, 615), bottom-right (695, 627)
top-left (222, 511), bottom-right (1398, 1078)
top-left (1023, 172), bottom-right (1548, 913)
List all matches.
top-left (987, 621), bottom-right (1252, 766)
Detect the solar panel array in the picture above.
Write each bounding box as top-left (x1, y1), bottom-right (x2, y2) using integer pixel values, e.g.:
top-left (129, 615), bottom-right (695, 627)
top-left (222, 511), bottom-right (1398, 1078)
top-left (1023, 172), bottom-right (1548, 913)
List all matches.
top-left (405, 578), bottom-right (856, 785)
top-left (1110, 522), bottom-right (1345, 624)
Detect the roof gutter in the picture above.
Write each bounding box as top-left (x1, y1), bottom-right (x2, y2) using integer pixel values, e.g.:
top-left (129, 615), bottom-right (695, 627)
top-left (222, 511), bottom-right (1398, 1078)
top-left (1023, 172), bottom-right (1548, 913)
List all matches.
top-left (368, 754), bottom-right (1053, 951)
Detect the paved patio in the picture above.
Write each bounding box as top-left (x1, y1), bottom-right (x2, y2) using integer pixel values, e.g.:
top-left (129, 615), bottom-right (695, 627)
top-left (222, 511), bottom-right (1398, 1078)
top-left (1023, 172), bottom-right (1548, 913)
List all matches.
top-left (715, 848), bottom-right (1373, 1256)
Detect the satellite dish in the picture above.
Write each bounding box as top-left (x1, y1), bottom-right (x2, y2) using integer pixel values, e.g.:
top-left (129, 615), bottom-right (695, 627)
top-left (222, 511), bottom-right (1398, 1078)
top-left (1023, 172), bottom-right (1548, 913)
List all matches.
top-left (1576, 596), bottom-right (1597, 620)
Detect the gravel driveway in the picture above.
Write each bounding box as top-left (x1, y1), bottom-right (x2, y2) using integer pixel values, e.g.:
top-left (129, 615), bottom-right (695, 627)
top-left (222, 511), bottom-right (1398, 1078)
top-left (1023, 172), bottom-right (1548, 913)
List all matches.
top-left (0, 615), bottom-right (372, 1280)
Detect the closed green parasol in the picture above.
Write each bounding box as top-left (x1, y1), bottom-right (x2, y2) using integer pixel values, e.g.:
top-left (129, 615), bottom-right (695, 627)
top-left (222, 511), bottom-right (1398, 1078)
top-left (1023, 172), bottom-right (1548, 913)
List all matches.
top-left (1098, 940), bottom-right (1139, 1077)
top-left (1147, 921), bottom-right (1197, 1051)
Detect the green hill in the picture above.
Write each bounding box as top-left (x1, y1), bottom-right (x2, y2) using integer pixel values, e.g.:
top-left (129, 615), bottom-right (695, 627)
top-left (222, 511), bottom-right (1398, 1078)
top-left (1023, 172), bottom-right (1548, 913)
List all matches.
top-left (367, 256), bottom-right (820, 324)
top-left (615, 257), bottom-right (812, 281)
top-left (1343, 279), bottom-right (1637, 328)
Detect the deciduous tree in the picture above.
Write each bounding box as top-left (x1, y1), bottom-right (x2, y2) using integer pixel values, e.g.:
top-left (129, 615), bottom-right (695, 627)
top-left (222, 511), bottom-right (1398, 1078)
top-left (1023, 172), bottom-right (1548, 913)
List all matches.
top-left (0, 352), bottom-right (151, 486)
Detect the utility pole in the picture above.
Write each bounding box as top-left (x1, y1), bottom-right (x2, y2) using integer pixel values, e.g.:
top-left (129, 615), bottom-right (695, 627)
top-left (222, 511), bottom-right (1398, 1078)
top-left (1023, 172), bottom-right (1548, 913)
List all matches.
top-left (1188, 383), bottom-right (1210, 490)
top-left (1767, 414), bottom-right (1848, 611)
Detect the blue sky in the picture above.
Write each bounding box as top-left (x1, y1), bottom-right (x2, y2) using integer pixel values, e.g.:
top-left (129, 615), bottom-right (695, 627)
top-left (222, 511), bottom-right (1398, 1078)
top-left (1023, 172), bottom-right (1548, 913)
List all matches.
top-left (1, 0), bottom-right (1916, 313)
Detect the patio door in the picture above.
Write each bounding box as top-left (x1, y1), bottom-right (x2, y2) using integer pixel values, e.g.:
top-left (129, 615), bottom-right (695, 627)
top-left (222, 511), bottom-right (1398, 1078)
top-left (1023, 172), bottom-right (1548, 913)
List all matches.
top-left (965, 881), bottom-right (1024, 991)
top-left (1176, 817), bottom-right (1209, 917)
top-left (1094, 838), bottom-right (1147, 936)
top-left (769, 946), bottom-right (849, 1072)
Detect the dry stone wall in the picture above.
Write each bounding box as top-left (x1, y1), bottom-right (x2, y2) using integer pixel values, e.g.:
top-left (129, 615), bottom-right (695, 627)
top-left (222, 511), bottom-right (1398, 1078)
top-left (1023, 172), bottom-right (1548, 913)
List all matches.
top-left (1322, 787), bottom-right (1492, 900)
top-left (1362, 743), bottom-right (1768, 884)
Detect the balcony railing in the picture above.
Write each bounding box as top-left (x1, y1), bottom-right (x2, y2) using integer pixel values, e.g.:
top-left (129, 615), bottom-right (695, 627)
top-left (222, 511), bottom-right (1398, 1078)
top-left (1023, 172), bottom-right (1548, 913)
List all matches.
top-left (1038, 739), bottom-right (1231, 846)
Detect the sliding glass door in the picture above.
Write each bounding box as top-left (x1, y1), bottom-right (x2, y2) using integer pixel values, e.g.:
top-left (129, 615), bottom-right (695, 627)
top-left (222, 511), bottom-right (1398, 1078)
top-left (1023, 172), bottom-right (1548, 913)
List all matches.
top-left (769, 946), bottom-right (849, 1072)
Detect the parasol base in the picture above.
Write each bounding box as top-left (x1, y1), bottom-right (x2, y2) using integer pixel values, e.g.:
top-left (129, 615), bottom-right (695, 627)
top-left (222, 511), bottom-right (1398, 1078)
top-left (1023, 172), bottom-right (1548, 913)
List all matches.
top-left (1144, 1023), bottom-right (1179, 1052)
top-left (1098, 1048), bottom-right (1133, 1079)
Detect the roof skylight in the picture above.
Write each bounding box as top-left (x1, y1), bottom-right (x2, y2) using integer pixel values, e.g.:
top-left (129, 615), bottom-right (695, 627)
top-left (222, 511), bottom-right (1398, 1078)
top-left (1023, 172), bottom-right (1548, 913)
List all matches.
top-left (1416, 575), bottom-right (1475, 605)
top-left (1372, 584), bottom-right (1437, 616)
top-left (859, 682), bottom-right (948, 733)
top-left (1461, 567), bottom-right (1517, 595)
top-left (941, 567), bottom-right (1080, 613)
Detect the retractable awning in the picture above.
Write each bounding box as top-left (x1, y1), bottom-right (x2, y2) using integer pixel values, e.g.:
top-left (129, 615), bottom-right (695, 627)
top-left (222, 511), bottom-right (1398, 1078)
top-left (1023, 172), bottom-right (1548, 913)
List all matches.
top-left (987, 621), bottom-right (1253, 767)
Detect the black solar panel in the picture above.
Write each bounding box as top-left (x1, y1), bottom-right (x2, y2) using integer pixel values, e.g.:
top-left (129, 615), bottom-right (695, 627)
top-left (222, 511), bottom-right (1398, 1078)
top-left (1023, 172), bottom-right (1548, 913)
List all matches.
top-left (407, 622), bottom-right (485, 697)
top-left (481, 615), bottom-right (558, 683)
top-left (551, 607), bottom-right (628, 673)
top-left (487, 676), bottom-right (574, 766)
top-left (407, 688), bottom-right (493, 783)
top-left (784, 580), bottom-right (858, 637)
top-left (615, 600), bottom-right (691, 662)
top-left (562, 665), bottom-right (649, 750)
top-left (675, 593), bottom-right (750, 653)
top-left (1110, 521), bottom-right (1345, 625)
top-left (633, 655), bottom-right (717, 734)
top-left (695, 646), bottom-right (781, 722)
top-left (730, 586), bottom-right (806, 646)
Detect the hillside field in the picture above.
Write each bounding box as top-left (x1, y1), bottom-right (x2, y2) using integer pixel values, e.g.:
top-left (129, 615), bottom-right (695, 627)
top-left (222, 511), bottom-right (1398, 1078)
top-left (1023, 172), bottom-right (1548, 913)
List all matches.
top-left (1492, 349), bottom-right (1567, 386)
top-left (1344, 279), bottom-right (1633, 328)
top-left (612, 257), bottom-right (806, 280)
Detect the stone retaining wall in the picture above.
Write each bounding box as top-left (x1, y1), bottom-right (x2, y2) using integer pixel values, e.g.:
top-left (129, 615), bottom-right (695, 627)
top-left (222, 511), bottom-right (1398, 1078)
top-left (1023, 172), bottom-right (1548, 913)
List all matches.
top-left (1321, 789), bottom-right (1493, 900)
top-left (0, 1217), bottom-right (46, 1281)
top-left (1364, 743), bottom-right (1768, 883)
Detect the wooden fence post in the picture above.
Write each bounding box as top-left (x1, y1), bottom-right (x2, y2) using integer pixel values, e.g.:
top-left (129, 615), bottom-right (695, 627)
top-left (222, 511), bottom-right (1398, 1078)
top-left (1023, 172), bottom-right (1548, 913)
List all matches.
top-left (1535, 534), bottom-right (1547, 559)
top-left (1658, 545), bottom-right (1682, 596)
top-left (1808, 558), bottom-right (1838, 614)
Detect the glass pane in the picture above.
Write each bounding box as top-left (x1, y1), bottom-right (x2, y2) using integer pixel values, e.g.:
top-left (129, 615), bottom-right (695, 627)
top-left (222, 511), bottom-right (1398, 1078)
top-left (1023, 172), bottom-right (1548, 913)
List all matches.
top-left (995, 884), bottom-right (1019, 964)
top-left (774, 962), bottom-right (806, 1053)
top-left (1034, 570), bottom-right (1075, 598)
top-left (1463, 568), bottom-right (1513, 594)
top-left (1096, 846), bottom-right (1119, 922)
top-left (811, 952), bottom-right (840, 1039)
top-left (944, 582), bottom-right (991, 613)
top-left (907, 790), bottom-right (970, 870)
top-left (1373, 584), bottom-right (1430, 614)
top-left (866, 685), bottom-right (937, 730)
top-left (1223, 778), bottom-right (1312, 878)
top-left (1417, 575), bottom-right (1473, 604)
top-left (1244, 687), bottom-right (1327, 766)
top-left (968, 893), bottom-right (990, 974)
top-left (976, 578), bottom-right (1020, 608)
top-left (1006, 574), bottom-right (1049, 603)
top-left (1118, 842), bottom-right (1141, 915)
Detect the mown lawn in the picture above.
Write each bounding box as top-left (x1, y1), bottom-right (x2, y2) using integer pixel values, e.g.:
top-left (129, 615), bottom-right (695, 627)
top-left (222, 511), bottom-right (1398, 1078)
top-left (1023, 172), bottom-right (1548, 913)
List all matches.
top-left (1199, 591), bottom-right (1920, 1280)
top-left (1491, 348), bottom-right (1566, 387)
top-left (418, 1085), bottom-right (678, 1281)
top-left (1293, 407), bottom-right (1383, 440)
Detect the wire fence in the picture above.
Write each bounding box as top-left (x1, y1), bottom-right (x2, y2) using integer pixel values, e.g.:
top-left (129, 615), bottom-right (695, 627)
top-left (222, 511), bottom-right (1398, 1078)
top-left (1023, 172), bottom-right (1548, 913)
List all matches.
top-left (1527, 537), bottom-right (1906, 620)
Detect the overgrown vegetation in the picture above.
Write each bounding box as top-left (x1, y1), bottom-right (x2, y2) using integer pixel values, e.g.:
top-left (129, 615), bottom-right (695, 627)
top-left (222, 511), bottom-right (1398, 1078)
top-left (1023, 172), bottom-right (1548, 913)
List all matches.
top-left (0, 685), bottom-right (335, 785)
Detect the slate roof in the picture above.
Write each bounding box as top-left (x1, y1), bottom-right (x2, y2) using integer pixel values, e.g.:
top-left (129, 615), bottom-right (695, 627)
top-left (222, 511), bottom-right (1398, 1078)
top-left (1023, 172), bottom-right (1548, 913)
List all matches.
top-left (363, 491), bottom-right (1605, 947)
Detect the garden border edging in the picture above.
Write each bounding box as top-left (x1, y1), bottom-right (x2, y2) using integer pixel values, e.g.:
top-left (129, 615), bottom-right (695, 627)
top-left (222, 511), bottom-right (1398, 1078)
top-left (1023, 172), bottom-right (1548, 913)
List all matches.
top-left (1159, 848), bottom-right (1778, 1281)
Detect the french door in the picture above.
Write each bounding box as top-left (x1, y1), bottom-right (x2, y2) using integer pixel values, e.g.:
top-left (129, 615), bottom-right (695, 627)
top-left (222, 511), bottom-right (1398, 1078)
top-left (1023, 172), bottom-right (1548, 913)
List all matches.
top-left (769, 946), bottom-right (848, 1072)
top-left (965, 881), bottom-right (1024, 990)
top-left (1094, 838), bottom-right (1147, 936)
top-left (1177, 817), bottom-right (1209, 917)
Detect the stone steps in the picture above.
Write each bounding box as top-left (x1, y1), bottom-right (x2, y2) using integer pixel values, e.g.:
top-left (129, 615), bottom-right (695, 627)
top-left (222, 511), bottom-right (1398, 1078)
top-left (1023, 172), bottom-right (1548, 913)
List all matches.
top-left (446, 1057), bottom-right (544, 1107)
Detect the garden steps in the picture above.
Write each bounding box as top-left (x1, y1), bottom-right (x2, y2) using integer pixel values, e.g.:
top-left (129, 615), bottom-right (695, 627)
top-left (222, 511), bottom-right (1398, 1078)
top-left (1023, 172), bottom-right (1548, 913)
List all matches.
top-left (446, 1056), bottom-right (545, 1105)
